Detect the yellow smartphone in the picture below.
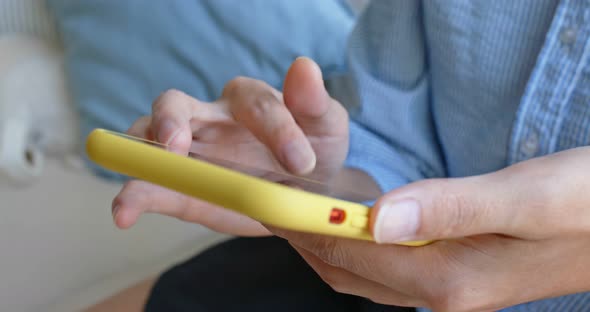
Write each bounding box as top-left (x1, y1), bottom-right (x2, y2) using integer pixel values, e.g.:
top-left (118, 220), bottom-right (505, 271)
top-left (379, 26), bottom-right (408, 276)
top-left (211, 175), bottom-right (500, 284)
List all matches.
top-left (86, 128), bottom-right (428, 246)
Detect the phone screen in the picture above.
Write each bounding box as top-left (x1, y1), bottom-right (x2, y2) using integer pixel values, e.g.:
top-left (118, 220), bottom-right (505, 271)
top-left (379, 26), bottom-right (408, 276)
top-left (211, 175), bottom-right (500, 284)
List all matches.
top-left (187, 151), bottom-right (373, 203)
top-left (111, 131), bottom-right (373, 203)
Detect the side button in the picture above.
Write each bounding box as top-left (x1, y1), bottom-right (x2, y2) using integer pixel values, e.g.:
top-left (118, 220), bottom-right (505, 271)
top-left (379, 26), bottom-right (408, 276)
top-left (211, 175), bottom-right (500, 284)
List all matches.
top-left (351, 215), bottom-right (368, 229)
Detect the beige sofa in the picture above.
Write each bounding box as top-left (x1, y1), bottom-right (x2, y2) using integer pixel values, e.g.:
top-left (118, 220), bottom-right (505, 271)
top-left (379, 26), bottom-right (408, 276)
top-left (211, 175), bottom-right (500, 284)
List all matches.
top-left (0, 1), bottom-right (226, 311)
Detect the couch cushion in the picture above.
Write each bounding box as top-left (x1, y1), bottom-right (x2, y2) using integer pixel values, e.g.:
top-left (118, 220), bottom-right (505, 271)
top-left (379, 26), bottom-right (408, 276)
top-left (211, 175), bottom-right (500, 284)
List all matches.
top-left (48, 0), bottom-right (355, 179)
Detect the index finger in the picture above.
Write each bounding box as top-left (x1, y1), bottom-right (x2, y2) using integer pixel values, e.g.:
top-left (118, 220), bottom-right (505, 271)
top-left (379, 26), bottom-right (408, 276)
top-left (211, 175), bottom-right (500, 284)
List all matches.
top-left (222, 77), bottom-right (316, 175)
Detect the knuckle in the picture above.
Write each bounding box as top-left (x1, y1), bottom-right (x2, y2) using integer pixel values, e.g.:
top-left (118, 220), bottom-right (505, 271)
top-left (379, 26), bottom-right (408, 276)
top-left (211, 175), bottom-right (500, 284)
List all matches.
top-left (442, 194), bottom-right (475, 237)
top-left (419, 179), bottom-right (477, 238)
top-left (223, 78), bottom-right (284, 126)
top-left (246, 92), bottom-right (282, 121)
top-left (113, 180), bottom-right (140, 207)
top-left (310, 238), bottom-right (347, 268)
top-left (222, 76), bottom-right (250, 97)
top-left (175, 195), bottom-right (196, 222)
top-left (153, 89), bottom-right (187, 114)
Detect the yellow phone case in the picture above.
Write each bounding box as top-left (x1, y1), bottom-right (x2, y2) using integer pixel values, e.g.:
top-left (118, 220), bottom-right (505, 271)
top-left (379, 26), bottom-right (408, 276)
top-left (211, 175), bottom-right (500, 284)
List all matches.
top-left (86, 129), bottom-right (428, 246)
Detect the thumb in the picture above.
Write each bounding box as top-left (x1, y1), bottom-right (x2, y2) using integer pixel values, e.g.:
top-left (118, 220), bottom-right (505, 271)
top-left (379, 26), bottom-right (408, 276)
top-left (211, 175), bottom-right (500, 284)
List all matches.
top-left (370, 175), bottom-right (520, 244)
top-left (283, 57), bottom-right (348, 138)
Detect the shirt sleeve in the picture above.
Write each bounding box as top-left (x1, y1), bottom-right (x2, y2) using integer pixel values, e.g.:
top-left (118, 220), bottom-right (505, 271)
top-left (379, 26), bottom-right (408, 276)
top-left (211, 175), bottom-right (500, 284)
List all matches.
top-left (343, 0), bottom-right (446, 196)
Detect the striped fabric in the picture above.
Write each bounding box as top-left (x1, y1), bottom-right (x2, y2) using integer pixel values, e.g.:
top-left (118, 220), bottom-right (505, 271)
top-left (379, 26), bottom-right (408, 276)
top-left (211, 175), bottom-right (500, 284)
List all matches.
top-left (510, 0), bottom-right (590, 164)
top-left (343, 0), bottom-right (590, 310)
top-left (0, 0), bottom-right (58, 42)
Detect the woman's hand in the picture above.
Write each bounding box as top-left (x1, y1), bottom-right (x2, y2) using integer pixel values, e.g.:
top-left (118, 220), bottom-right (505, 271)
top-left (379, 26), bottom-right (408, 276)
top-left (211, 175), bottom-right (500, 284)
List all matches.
top-left (111, 57), bottom-right (350, 236)
top-left (270, 147), bottom-right (590, 311)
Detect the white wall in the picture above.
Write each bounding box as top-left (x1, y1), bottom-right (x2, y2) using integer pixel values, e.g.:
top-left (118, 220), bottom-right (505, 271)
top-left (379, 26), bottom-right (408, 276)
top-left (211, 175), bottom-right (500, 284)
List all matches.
top-left (0, 159), bottom-right (225, 312)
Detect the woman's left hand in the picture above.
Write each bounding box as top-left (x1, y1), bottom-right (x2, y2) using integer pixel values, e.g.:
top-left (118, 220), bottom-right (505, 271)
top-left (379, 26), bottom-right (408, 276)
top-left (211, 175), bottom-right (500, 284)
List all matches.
top-left (269, 147), bottom-right (590, 312)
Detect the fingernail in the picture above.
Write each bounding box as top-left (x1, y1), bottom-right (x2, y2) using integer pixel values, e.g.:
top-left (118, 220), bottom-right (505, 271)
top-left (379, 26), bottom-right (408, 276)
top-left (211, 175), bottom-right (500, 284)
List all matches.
top-left (112, 205), bottom-right (121, 220)
top-left (374, 199), bottom-right (421, 243)
top-left (159, 120), bottom-right (181, 146)
top-left (282, 140), bottom-right (316, 175)
top-left (295, 56), bottom-right (323, 79)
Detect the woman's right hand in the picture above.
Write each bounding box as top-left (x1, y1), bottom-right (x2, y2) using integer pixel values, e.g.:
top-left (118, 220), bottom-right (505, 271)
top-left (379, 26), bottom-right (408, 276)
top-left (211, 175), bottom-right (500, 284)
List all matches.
top-left (111, 57), bottom-right (351, 236)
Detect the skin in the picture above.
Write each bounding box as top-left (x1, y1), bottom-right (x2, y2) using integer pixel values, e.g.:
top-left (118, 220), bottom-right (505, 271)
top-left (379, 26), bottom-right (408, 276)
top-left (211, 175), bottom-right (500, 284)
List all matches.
top-left (111, 57), bottom-right (372, 236)
top-left (270, 148), bottom-right (590, 310)
top-left (94, 58), bottom-right (590, 311)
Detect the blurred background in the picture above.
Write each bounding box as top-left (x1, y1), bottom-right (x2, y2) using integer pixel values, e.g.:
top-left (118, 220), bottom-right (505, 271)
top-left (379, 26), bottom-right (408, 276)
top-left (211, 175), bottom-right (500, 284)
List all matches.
top-left (0, 0), bottom-right (366, 311)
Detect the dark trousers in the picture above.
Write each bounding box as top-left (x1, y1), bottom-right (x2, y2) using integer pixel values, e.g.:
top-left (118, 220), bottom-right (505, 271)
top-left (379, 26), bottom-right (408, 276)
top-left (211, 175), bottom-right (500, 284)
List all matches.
top-left (145, 236), bottom-right (415, 312)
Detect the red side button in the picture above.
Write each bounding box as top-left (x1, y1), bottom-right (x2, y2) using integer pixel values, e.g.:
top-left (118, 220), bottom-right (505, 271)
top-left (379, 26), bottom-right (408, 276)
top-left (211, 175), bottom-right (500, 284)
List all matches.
top-left (329, 208), bottom-right (346, 224)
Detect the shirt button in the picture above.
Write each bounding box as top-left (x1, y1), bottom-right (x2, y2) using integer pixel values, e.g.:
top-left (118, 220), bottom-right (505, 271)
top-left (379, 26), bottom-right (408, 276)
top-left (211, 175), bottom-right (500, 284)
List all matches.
top-left (559, 27), bottom-right (577, 45)
top-left (521, 132), bottom-right (539, 157)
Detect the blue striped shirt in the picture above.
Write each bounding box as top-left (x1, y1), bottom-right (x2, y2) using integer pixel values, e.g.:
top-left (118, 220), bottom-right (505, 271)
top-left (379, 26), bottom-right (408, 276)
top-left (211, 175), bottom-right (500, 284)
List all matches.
top-left (343, 0), bottom-right (590, 310)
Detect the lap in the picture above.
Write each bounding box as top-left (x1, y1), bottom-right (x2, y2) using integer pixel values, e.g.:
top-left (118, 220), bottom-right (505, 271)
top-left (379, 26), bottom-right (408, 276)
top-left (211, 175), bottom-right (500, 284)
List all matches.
top-left (145, 236), bottom-right (414, 312)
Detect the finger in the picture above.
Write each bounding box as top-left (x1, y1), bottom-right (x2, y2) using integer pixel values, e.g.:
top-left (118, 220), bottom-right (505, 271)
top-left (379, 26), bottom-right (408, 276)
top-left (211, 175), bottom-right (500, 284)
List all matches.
top-left (370, 168), bottom-right (533, 243)
top-left (268, 226), bottom-right (426, 293)
top-left (112, 180), bottom-right (199, 229)
top-left (151, 89), bottom-right (229, 154)
top-left (112, 180), bottom-right (270, 236)
top-left (127, 115), bottom-right (153, 140)
top-left (291, 244), bottom-right (423, 307)
top-left (222, 77), bottom-right (316, 175)
top-left (283, 57), bottom-right (348, 138)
